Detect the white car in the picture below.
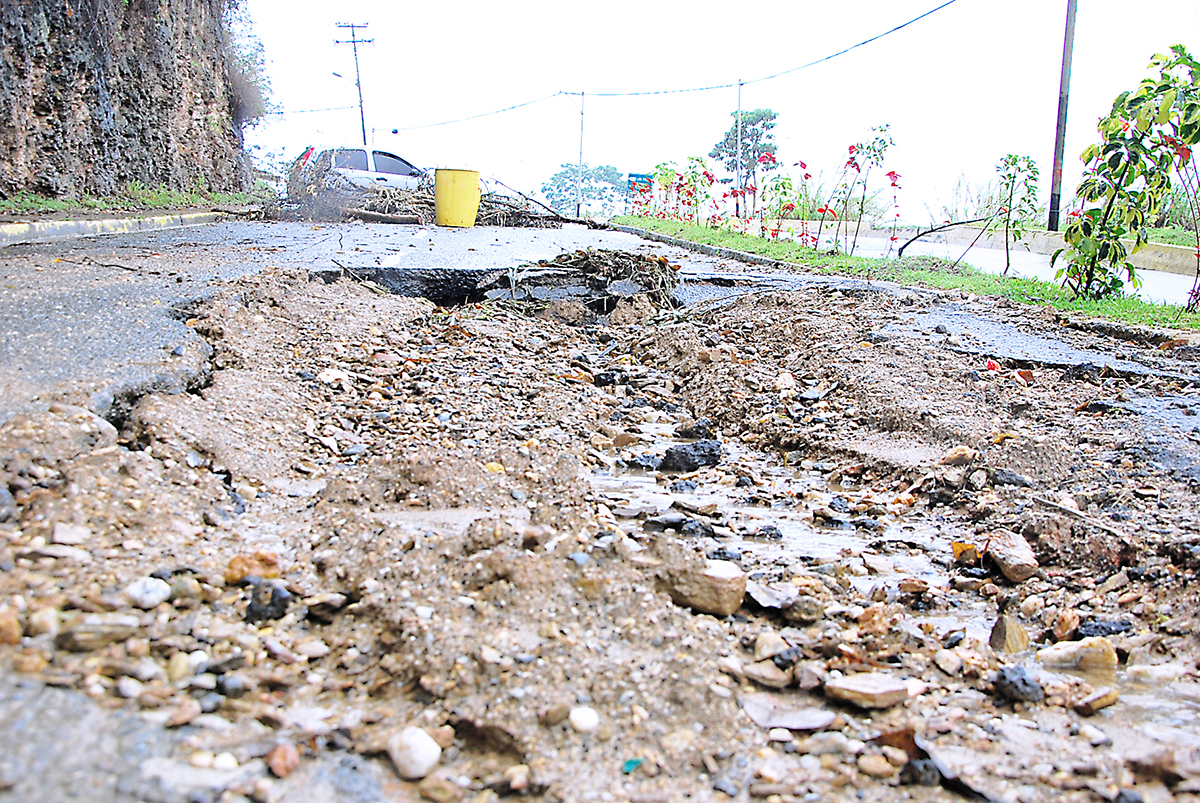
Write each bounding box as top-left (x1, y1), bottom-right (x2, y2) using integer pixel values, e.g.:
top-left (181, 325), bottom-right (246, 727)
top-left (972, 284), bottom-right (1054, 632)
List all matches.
top-left (289, 146), bottom-right (427, 193)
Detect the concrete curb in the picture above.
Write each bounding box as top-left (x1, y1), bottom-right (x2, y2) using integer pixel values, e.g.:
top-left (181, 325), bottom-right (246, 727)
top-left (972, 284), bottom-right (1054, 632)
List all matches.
top-left (615, 222), bottom-right (1200, 282)
top-left (0, 211), bottom-right (227, 248)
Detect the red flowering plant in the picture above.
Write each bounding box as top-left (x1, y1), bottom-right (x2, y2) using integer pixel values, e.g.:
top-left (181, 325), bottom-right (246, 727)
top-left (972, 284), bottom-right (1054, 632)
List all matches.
top-left (885, 170), bottom-right (902, 256)
top-left (817, 124), bottom-right (893, 255)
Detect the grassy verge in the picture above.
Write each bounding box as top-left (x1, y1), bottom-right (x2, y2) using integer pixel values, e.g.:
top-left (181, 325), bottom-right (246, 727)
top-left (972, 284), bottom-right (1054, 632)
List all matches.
top-left (0, 180), bottom-right (276, 217)
top-left (1145, 226), bottom-right (1200, 248)
top-left (612, 215), bottom-right (1200, 331)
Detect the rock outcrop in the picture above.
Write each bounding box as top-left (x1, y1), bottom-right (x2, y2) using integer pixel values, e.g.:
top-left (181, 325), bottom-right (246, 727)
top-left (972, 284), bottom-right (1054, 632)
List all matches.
top-left (0, 0), bottom-right (252, 198)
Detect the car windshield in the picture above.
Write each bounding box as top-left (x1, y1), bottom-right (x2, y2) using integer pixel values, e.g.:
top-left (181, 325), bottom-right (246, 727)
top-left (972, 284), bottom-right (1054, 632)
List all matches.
top-left (331, 149), bottom-right (369, 171)
top-left (372, 151), bottom-right (420, 176)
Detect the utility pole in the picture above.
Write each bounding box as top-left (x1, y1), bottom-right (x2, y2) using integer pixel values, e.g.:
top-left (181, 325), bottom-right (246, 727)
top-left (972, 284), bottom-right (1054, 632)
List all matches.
top-left (577, 92), bottom-right (585, 218)
top-left (1048, 0), bottom-right (1077, 231)
top-left (335, 23), bottom-right (372, 150)
top-left (735, 80), bottom-right (743, 218)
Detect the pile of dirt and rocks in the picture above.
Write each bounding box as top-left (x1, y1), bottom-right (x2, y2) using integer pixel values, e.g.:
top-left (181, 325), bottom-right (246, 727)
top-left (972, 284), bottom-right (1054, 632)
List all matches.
top-left (1, 258), bottom-right (1199, 802)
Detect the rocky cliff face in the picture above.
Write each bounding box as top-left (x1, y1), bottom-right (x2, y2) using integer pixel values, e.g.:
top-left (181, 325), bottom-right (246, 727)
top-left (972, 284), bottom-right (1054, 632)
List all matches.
top-left (0, 0), bottom-right (250, 199)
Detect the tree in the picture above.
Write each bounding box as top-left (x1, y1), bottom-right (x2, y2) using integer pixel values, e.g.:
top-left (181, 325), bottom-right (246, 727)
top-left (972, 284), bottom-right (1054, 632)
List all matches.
top-left (540, 164), bottom-right (628, 215)
top-left (709, 109), bottom-right (779, 191)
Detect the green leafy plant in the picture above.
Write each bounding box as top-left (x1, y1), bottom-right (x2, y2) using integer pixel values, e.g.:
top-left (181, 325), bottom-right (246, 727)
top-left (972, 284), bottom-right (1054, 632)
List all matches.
top-left (988, 155), bottom-right (1040, 275)
top-left (1053, 45), bottom-right (1200, 301)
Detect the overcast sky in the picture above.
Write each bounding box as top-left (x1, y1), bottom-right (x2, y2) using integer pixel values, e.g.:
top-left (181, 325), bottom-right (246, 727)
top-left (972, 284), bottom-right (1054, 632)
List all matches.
top-left (241, 0), bottom-right (1200, 222)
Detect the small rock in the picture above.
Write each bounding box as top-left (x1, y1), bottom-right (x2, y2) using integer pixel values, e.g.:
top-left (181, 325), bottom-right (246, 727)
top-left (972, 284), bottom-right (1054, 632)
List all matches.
top-left (419, 769), bottom-right (464, 803)
top-left (166, 697), bottom-right (202, 727)
top-left (225, 551), bottom-right (280, 585)
top-left (212, 752), bottom-right (238, 771)
top-left (167, 652), bottom-right (193, 682)
top-left (1075, 687), bottom-right (1120, 716)
top-left (665, 559), bottom-right (746, 618)
top-left (51, 522), bottom-right (92, 545)
top-left (0, 606), bottom-right (21, 644)
top-left (116, 676), bottom-right (144, 699)
top-left (767, 727), bottom-right (792, 742)
top-left (783, 595), bottom-right (824, 624)
top-left (939, 445), bottom-right (978, 466)
top-left (934, 650), bottom-right (964, 676)
top-left (1076, 619), bottom-right (1133, 639)
top-left (55, 613), bottom-right (141, 652)
top-left (168, 575), bottom-right (203, 603)
top-left (754, 632), bottom-right (789, 662)
top-left (804, 732), bottom-right (849, 755)
top-left (1037, 636), bottom-right (1118, 669)
top-left (1019, 595), bottom-right (1045, 618)
top-left (124, 577), bottom-right (172, 609)
top-left (266, 742), bottom-right (300, 778)
top-left (992, 666), bottom-right (1044, 703)
top-left (24, 607), bottom-right (59, 638)
top-left (824, 673), bottom-right (910, 709)
top-left (986, 530), bottom-right (1038, 582)
top-left (659, 440), bottom-right (722, 473)
top-left (743, 660), bottom-right (793, 689)
top-left (244, 577), bottom-right (291, 623)
top-left (858, 753), bottom-right (897, 778)
top-left (11, 649), bottom-right (47, 673)
top-left (675, 418), bottom-right (715, 440)
top-left (388, 727), bottom-right (443, 780)
top-left (989, 614), bottom-right (1030, 654)
top-left (1079, 724), bottom-right (1112, 746)
top-left (1053, 608), bottom-right (1081, 641)
top-left (568, 706), bottom-right (600, 733)
top-left (540, 703), bottom-right (571, 727)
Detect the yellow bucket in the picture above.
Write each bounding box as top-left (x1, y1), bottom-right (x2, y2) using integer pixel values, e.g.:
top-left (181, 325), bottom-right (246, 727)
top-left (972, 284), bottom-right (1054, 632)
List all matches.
top-left (434, 168), bottom-right (481, 227)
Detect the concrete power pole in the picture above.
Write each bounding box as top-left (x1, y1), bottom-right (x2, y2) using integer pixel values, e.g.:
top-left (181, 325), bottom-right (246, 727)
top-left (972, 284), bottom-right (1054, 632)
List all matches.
top-left (335, 23), bottom-right (373, 150)
top-left (1048, 0), bottom-right (1078, 231)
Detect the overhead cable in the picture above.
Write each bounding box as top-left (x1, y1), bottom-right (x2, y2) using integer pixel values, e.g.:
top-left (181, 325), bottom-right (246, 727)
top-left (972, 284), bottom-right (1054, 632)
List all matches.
top-left (346, 0), bottom-right (961, 130)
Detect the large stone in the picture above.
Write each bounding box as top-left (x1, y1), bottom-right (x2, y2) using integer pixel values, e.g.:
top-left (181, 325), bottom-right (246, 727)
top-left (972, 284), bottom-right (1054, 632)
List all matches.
top-left (740, 693), bottom-right (837, 731)
top-left (989, 614), bottom-right (1030, 654)
top-left (824, 673), bottom-right (910, 709)
top-left (387, 727), bottom-right (442, 780)
top-left (659, 440), bottom-right (723, 473)
top-left (666, 559), bottom-right (746, 617)
top-left (1037, 636), bottom-right (1118, 669)
top-left (986, 530), bottom-right (1038, 582)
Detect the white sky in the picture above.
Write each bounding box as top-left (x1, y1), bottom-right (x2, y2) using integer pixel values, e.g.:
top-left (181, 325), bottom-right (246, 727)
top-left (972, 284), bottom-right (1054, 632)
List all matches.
top-left (241, 0), bottom-right (1200, 223)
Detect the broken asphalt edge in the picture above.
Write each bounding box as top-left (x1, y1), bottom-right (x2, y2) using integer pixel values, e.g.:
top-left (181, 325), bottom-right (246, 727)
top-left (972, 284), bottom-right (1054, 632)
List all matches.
top-left (0, 211), bottom-right (228, 248)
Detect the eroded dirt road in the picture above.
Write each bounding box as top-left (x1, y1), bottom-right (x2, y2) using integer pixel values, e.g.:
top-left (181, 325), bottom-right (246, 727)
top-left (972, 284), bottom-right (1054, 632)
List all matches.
top-left (1, 222), bottom-right (1200, 803)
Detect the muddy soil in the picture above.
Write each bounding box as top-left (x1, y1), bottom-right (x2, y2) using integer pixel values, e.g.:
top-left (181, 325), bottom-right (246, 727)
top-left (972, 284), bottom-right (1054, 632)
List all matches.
top-left (1, 252), bottom-right (1200, 803)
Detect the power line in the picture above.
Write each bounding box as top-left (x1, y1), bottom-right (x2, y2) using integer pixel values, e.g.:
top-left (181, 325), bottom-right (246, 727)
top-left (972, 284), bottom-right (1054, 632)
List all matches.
top-left (376, 0), bottom-right (960, 131)
top-left (391, 93), bottom-right (565, 131)
top-left (744, 0), bottom-right (960, 86)
top-left (590, 0), bottom-right (960, 96)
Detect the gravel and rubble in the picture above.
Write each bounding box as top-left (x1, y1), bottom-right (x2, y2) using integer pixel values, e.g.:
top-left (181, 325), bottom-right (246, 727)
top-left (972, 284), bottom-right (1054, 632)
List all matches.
top-left (1, 251), bottom-right (1200, 803)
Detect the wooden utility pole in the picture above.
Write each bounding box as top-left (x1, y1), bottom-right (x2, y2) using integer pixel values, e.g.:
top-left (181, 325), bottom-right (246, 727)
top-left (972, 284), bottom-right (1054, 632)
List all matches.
top-left (335, 23), bottom-right (372, 150)
top-left (1048, 0), bottom-right (1078, 231)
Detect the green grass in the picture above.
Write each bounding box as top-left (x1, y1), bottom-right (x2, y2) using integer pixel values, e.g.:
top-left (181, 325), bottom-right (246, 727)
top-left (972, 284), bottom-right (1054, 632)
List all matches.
top-left (613, 215), bottom-right (1200, 331)
top-left (1145, 226), bottom-right (1200, 248)
top-left (0, 181), bottom-right (275, 217)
